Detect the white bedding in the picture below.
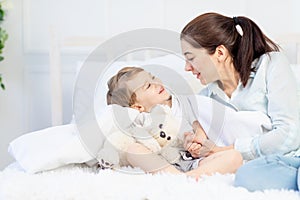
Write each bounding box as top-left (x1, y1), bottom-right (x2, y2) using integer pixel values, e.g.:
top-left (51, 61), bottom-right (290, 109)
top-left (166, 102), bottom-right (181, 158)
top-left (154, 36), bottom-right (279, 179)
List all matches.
top-left (0, 163), bottom-right (299, 200)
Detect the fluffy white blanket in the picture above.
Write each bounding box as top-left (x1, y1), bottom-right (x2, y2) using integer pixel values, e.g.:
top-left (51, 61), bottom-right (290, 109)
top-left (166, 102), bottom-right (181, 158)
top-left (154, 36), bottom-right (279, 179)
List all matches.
top-left (0, 163), bottom-right (299, 200)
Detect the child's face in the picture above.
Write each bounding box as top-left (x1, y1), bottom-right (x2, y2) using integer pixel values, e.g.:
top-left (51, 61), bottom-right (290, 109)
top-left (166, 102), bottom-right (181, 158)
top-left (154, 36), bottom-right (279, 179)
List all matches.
top-left (125, 71), bottom-right (171, 112)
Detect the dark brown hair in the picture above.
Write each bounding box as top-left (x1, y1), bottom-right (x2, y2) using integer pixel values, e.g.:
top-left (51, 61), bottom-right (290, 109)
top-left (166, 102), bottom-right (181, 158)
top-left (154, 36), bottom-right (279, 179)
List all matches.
top-left (180, 12), bottom-right (279, 86)
top-left (107, 66), bottom-right (144, 106)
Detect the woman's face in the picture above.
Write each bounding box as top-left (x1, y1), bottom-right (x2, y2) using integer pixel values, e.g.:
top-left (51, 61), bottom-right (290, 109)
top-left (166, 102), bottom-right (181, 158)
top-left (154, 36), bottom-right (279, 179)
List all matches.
top-left (181, 40), bottom-right (220, 85)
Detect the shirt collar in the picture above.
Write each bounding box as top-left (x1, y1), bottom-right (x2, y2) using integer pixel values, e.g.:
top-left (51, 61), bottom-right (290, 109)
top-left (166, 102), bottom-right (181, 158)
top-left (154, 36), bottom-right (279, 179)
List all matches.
top-left (249, 71), bottom-right (256, 78)
top-left (207, 81), bottom-right (222, 97)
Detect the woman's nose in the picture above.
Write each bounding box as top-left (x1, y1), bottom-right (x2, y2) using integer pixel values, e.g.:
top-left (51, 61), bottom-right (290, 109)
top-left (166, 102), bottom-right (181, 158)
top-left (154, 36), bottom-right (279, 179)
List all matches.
top-left (185, 61), bottom-right (193, 71)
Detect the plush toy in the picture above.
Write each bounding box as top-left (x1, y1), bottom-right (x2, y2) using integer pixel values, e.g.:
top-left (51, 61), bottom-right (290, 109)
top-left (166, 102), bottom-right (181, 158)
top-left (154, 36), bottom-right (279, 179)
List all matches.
top-left (96, 128), bottom-right (135, 169)
top-left (133, 105), bottom-right (185, 164)
top-left (97, 105), bottom-right (189, 169)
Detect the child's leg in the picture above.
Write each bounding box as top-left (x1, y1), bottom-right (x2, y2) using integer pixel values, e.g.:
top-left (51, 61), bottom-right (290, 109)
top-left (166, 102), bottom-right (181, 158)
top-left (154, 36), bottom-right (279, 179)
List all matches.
top-left (186, 149), bottom-right (243, 178)
top-left (126, 142), bottom-right (183, 174)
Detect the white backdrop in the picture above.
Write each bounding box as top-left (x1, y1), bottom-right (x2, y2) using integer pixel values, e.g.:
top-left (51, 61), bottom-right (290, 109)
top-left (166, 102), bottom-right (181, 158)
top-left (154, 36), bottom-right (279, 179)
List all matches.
top-left (1, 0), bottom-right (300, 169)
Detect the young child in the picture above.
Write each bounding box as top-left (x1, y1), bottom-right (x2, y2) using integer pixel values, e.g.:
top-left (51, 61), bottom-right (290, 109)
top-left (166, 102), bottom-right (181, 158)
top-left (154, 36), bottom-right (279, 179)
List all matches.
top-left (106, 66), bottom-right (270, 178)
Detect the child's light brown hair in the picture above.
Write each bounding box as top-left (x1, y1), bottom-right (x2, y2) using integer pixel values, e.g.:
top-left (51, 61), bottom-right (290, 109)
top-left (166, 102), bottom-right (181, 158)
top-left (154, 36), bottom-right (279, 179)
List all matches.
top-left (106, 66), bottom-right (144, 107)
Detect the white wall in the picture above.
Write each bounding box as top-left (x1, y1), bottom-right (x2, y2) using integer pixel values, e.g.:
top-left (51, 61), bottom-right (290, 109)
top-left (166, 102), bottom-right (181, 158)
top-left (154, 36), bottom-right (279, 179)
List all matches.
top-left (1, 0), bottom-right (300, 170)
top-left (0, 0), bottom-right (25, 169)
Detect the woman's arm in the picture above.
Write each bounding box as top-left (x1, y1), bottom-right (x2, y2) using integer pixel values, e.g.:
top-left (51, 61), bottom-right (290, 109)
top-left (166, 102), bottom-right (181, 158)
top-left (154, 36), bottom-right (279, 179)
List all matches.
top-left (234, 53), bottom-right (300, 159)
top-left (184, 121), bottom-right (233, 157)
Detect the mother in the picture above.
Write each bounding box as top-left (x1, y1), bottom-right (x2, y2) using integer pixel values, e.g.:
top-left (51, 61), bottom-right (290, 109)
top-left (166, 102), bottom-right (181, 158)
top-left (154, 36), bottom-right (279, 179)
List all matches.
top-left (180, 12), bottom-right (300, 189)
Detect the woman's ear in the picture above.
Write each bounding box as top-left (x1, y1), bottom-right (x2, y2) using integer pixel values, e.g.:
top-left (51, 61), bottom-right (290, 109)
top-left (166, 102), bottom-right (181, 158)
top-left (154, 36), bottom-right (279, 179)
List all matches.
top-left (130, 104), bottom-right (145, 112)
top-left (214, 45), bottom-right (230, 62)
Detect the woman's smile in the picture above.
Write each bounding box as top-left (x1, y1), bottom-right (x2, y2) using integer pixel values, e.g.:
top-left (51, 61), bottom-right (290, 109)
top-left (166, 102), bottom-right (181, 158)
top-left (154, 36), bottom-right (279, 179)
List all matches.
top-left (193, 72), bottom-right (201, 79)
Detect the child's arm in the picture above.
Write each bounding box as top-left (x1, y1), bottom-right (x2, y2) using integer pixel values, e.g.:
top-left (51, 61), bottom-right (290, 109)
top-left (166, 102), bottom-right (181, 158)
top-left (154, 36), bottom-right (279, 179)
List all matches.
top-left (126, 142), bottom-right (182, 174)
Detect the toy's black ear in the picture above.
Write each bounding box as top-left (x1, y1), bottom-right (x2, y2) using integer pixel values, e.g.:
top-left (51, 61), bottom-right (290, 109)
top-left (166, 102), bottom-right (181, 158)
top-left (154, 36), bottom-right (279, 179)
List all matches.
top-left (159, 124), bottom-right (163, 129)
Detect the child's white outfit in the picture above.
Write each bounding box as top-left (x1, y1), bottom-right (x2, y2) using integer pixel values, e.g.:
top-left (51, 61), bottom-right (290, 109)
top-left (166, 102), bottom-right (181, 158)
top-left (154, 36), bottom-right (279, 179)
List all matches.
top-left (171, 94), bottom-right (272, 149)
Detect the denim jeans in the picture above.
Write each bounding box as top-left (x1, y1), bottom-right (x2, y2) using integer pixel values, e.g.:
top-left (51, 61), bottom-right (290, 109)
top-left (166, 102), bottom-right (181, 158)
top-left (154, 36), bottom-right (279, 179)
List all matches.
top-left (234, 155), bottom-right (300, 191)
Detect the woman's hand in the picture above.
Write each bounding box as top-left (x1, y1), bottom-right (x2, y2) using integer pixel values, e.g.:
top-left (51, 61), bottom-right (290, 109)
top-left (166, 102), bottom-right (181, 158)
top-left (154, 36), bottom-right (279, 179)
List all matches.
top-left (184, 120), bottom-right (207, 147)
top-left (187, 140), bottom-right (234, 157)
top-left (184, 120), bottom-right (234, 157)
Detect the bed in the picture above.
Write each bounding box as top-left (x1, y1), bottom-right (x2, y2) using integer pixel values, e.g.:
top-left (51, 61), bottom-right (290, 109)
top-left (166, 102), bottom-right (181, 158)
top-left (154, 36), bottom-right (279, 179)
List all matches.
top-left (1, 33), bottom-right (300, 200)
top-left (1, 163), bottom-right (299, 200)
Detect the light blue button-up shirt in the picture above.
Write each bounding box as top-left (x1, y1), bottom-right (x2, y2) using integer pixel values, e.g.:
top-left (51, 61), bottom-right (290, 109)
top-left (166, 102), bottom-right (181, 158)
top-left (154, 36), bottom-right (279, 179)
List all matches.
top-left (200, 52), bottom-right (300, 160)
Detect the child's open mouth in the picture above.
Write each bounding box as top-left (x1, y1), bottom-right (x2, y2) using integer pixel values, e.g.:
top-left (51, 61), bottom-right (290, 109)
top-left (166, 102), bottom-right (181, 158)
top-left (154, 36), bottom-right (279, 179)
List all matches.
top-left (159, 87), bottom-right (165, 94)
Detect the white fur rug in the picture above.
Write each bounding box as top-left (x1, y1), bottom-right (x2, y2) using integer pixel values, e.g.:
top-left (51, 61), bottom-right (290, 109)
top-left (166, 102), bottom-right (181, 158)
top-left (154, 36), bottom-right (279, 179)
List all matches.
top-left (0, 163), bottom-right (299, 200)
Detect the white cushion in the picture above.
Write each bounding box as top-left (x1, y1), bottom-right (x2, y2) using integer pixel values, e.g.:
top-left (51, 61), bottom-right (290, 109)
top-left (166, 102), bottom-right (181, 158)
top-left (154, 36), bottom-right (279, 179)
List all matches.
top-left (8, 124), bottom-right (93, 174)
top-left (8, 105), bottom-right (140, 173)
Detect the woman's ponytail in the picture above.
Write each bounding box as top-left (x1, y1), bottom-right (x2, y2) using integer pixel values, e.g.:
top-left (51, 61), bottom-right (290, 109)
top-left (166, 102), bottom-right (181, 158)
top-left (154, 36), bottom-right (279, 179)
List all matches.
top-left (233, 16), bottom-right (279, 86)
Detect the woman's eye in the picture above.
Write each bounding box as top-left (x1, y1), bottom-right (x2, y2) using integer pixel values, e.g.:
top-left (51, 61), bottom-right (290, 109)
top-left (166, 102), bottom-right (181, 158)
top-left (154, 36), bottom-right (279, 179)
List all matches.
top-left (187, 58), bottom-right (194, 62)
top-left (152, 76), bottom-right (155, 80)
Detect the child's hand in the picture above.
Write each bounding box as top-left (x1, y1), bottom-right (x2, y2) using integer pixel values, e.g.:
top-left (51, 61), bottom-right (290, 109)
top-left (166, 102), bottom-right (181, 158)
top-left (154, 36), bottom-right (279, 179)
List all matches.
top-left (183, 120), bottom-right (211, 157)
top-left (188, 142), bottom-right (202, 158)
top-left (185, 140), bottom-right (217, 158)
top-left (183, 132), bottom-right (199, 157)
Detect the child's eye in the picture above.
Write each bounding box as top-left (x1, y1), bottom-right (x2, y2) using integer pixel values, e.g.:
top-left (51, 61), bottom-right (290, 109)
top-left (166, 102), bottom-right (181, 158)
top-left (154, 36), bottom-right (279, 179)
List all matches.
top-left (146, 83), bottom-right (151, 89)
top-left (152, 76), bottom-right (155, 80)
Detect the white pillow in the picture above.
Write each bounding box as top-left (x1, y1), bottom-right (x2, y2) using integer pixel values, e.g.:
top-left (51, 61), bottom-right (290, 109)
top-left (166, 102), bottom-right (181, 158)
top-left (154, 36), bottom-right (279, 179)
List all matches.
top-left (8, 124), bottom-right (93, 174)
top-left (8, 105), bottom-right (140, 173)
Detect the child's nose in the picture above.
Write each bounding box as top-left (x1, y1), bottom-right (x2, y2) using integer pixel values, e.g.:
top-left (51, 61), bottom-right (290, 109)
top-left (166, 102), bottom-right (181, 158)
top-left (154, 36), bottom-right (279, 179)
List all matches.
top-left (152, 82), bottom-right (161, 88)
